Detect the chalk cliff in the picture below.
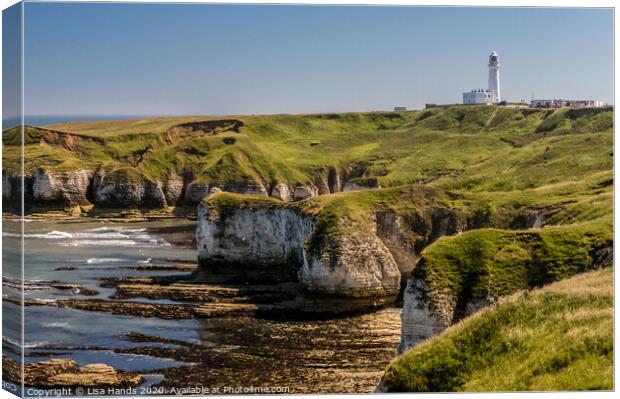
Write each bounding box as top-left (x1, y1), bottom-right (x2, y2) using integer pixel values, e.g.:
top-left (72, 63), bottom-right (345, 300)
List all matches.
top-left (196, 194), bottom-right (407, 311)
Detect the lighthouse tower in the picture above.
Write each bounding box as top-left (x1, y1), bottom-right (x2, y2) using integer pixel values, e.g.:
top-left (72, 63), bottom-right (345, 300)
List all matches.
top-left (488, 51), bottom-right (501, 103)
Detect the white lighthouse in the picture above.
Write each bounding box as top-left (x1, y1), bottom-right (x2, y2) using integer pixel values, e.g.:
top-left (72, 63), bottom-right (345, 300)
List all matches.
top-left (487, 50), bottom-right (501, 103)
top-left (463, 50), bottom-right (502, 105)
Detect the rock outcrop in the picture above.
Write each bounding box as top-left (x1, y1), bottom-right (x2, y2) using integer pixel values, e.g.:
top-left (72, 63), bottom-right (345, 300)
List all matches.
top-left (397, 225), bottom-right (614, 354)
top-left (3, 173), bottom-right (12, 200)
top-left (1, 356), bottom-right (143, 388)
top-left (183, 181), bottom-right (269, 204)
top-left (343, 178), bottom-right (380, 192)
top-left (163, 172), bottom-right (185, 205)
top-left (293, 184), bottom-right (318, 200)
top-left (297, 226), bottom-right (401, 299)
top-left (397, 278), bottom-right (450, 353)
top-left (194, 185), bottom-right (578, 317)
top-left (183, 182), bottom-right (212, 204)
top-left (270, 182), bottom-right (294, 201)
top-left (196, 198), bottom-right (402, 311)
top-left (92, 171), bottom-right (166, 207)
top-left (2, 159), bottom-right (391, 213)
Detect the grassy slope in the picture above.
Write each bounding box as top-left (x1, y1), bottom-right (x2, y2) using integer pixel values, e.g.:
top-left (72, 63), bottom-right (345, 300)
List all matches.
top-left (380, 268), bottom-right (613, 391)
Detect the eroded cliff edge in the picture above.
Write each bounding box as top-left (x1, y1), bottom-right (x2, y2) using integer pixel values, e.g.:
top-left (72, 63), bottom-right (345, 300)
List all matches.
top-left (1, 120), bottom-right (388, 215)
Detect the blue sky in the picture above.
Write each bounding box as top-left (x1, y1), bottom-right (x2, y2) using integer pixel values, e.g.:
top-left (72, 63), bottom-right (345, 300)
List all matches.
top-left (19, 3), bottom-right (614, 116)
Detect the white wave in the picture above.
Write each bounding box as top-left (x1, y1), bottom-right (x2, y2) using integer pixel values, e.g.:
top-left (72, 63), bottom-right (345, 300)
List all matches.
top-left (2, 336), bottom-right (49, 348)
top-left (72, 227), bottom-right (147, 240)
top-left (73, 231), bottom-right (127, 239)
top-left (3, 230), bottom-right (72, 239)
top-left (84, 226), bottom-right (145, 233)
top-left (2, 277), bottom-right (54, 291)
top-left (42, 322), bottom-right (70, 328)
top-left (62, 239), bottom-right (139, 247)
top-left (62, 239), bottom-right (170, 248)
top-left (6, 226), bottom-right (170, 248)
top-left (86, 257), bottom-right (129, 264)
top-left (2, 336), bottom-right (22, 347)
top-left (137, 257), bottom-right (153, 264)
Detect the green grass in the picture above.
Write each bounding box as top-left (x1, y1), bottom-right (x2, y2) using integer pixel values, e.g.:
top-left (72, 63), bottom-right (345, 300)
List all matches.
top-left (381, 268), bottom-right (613, 392)
top-left (202, 191), bottom-right (287, 222)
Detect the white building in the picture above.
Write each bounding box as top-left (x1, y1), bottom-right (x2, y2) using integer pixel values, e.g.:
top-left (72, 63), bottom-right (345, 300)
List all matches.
top-left (463, 89), bottom-right (492, 105)
top-left (488, 51), bottom-right (501, 103)
top-left (463, 50), bottom-right (501, 105)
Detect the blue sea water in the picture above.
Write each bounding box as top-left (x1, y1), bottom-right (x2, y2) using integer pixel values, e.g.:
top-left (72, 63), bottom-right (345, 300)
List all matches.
top-left (2, 219), bottom-right (198, 370)
top-left (3, 115), bottom-right (158, 129)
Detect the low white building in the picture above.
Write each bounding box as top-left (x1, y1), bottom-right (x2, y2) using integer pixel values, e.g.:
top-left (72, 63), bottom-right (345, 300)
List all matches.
top-left (531, 99), bottom-right (605, 108)
top-left (463, 89), bottom-right (492, 105)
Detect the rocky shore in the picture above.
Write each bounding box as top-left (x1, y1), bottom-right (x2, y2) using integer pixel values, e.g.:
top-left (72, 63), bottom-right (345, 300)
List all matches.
top-left (2, 258), bottom-right (402, 393)
top-left (2, 357), bottom-right (143, 388)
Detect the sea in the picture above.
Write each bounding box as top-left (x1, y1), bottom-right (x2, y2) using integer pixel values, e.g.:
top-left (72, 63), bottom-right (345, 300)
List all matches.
top-left (3, 115), bottom-right (167, 129)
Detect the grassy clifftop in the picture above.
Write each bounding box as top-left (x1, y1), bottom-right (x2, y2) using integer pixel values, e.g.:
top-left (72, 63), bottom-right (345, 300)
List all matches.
top-left (411, 222), bottom-right (612, 325)
top-left (2, 106), bottom-right (613, 195)
top-left (380, 268), bottom-right (613, 391)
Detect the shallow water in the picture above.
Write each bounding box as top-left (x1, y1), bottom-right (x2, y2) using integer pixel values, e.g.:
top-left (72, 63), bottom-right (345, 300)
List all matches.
top-left (2, 218), bottom-right (401, 394)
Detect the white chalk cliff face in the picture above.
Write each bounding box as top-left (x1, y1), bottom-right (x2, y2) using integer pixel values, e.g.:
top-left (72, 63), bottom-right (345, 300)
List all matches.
top-left (32, 169), bottom-right (93, 205)
top-left (92, 172), bottom-right (166, 207)
top-left (3, 162), bottom-right (389, 211)
top-left (398, 279), bottom-right (450, 354)
top-left (298, 220), bottom-right (401, 298)
top-left (196, 202), bottom-right (402, 308)
top-left (2, 174), bottom-right (11, 200)
top-left (197, 205), bottom-right (314, 269)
